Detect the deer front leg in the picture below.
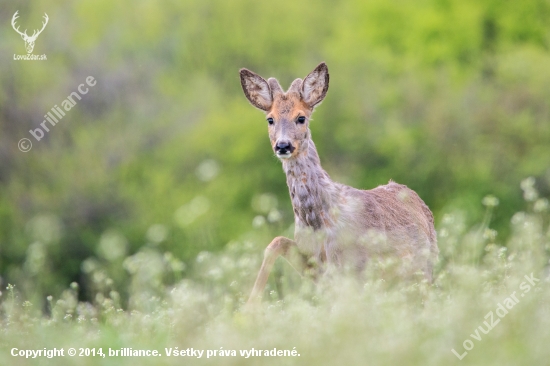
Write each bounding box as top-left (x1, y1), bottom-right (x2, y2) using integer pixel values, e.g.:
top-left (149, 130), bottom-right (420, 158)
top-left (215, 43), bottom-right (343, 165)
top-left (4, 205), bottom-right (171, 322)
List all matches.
top-left (246, 236), bottom-right (304, 307)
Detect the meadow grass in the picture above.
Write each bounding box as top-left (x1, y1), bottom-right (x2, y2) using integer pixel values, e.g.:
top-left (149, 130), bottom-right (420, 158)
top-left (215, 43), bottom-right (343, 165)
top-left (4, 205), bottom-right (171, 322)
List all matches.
top-left (0, 184), bottom-right (548, 366)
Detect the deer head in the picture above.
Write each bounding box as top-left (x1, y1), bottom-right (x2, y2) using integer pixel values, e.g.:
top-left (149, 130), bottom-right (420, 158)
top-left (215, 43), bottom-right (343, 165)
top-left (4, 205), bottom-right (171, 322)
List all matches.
top-left (239, 63), bottom-right (329, 160)
top-left (11, 11), bottom-right (49, 54)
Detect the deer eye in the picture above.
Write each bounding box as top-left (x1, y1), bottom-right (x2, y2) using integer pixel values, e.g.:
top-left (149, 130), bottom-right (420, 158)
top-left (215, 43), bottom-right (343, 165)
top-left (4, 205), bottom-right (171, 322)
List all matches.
top-left (267, 117), bottom-right (274, 125)
top-left (297, 116), bottom-right (306, 124)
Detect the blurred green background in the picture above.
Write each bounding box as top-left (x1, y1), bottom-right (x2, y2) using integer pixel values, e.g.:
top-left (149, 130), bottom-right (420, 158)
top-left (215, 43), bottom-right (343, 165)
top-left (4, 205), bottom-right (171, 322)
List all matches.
top-left (0, 0), bottom-right (549, 302)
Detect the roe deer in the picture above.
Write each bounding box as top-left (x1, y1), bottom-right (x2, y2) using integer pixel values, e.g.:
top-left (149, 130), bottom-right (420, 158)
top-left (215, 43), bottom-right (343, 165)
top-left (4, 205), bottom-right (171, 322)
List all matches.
top-left (239, 62), bottom-right (438, 305)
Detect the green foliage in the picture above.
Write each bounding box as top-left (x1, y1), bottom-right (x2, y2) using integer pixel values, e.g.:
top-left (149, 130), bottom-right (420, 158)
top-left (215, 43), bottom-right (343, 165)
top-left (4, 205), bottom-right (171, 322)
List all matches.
top-left (0, 0), bottom-right (549, 305)
top-left (0, 190), bottom-right (549, 365)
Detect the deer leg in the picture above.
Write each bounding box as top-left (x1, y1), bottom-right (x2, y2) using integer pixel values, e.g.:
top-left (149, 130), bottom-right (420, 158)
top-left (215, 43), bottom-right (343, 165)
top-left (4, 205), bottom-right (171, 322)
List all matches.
top-left (246, 236), bottom-right (304, 306)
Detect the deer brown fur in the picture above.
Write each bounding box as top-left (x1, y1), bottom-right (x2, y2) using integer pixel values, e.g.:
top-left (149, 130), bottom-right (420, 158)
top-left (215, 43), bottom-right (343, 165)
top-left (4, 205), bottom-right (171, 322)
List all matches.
top-left (239, 62), bottom-right (438, 305)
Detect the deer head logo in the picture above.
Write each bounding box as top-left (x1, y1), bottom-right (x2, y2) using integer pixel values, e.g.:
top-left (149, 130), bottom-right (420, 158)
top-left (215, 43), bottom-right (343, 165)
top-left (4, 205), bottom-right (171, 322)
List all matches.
top-left (11, 11), bottom-right (49, 54)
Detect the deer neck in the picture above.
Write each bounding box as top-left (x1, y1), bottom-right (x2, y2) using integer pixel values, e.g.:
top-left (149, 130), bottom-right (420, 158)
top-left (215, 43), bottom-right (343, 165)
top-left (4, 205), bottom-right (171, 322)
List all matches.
top-left (281, 136), bottom-right (338, 231)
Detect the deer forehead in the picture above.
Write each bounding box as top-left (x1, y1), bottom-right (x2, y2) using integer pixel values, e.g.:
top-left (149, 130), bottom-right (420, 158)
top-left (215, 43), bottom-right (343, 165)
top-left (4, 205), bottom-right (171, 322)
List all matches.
top-left (267, 94), bottom-right (310, 120)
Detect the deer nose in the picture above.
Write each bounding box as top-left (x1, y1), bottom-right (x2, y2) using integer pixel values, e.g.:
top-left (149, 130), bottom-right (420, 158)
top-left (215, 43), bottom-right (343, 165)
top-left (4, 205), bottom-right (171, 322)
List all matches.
top-left (275, 141), bottom-right (294, 154)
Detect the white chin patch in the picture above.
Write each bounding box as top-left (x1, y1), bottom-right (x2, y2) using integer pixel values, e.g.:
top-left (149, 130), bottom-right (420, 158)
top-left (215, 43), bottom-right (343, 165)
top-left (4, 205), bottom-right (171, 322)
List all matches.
top-left (276, 153), bottom-right (292, 159)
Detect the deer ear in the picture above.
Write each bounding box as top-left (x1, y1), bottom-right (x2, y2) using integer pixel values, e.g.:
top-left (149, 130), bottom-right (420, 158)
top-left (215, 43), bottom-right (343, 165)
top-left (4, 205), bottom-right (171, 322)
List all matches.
top-left (301, 62), bottom-right (329, 107)
top-left (239, 68), bottom-right (273, 111)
